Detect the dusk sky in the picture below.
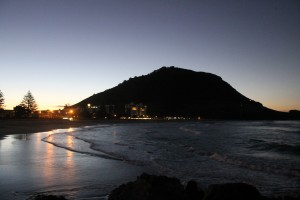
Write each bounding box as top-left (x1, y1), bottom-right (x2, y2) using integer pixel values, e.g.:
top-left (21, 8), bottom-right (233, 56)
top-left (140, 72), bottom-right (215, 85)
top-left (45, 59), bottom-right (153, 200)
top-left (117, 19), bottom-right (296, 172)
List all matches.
top-left (0, 0), bottom-right (299, 111)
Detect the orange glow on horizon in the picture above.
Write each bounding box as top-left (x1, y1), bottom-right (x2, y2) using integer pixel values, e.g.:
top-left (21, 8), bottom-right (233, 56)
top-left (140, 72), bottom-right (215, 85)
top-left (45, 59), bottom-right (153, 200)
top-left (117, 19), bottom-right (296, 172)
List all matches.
top-left (2, 98), bottom-right (299, 114)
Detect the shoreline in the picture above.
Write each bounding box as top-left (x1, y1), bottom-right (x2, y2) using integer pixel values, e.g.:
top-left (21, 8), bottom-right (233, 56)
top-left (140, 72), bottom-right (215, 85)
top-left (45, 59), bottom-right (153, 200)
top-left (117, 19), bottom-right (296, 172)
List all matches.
top-left (2, 117), bottom-right (299, 140)
top-left (0, 118), bottom-right (194, 140)
top-left (0, 118), bottom-right (110, 140)
top-left (0, 119), bottom-right (299, 199)
top-left (0, 124), bottom-right (146, 199)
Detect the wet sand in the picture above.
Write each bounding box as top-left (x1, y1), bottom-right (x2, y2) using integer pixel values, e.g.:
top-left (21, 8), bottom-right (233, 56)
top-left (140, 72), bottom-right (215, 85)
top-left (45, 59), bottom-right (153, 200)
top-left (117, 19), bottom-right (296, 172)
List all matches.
top-left (0, 118), bottom-right (161, 140)
top-left (0, 119), bottom-right (115, 140)
top-left (0, 121), bottom-right (146, 199)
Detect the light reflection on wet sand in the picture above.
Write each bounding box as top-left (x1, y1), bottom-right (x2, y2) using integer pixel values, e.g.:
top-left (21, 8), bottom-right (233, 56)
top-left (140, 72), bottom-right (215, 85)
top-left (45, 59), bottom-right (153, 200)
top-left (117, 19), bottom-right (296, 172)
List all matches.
top-left (65, 135), bottom-right (74, 180)
top-left (41, 131), bottom-right (75, 185)
top-left (66, 129), bottom-right (74, 169)
top-left (44, 134), bottom-right (55, 183)
top-left (0, 128), bottom-right (145, 199)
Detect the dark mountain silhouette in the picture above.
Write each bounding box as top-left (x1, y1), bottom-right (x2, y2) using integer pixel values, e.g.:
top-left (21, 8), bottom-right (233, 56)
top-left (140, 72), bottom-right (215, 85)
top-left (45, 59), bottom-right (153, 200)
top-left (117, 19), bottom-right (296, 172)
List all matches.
top-left (75, 66), bottom-right (290, 119)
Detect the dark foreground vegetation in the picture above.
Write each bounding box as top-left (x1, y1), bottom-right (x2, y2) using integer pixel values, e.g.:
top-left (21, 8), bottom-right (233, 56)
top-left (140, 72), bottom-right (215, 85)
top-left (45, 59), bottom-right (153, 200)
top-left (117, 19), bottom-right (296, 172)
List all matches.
top-left (29, 173), bottom-right (299, 200)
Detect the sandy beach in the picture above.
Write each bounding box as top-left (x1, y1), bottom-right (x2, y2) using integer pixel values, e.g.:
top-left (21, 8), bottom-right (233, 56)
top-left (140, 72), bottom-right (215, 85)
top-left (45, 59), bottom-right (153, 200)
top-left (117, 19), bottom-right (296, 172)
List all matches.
top-left (0, 119), bottom-right (162, 140)
top-left (0, 119), bottom-right (109, 140)
top-left (1, 120), bottom-right (299, 200)
top-left (0, 119), bottom-right (146, 199)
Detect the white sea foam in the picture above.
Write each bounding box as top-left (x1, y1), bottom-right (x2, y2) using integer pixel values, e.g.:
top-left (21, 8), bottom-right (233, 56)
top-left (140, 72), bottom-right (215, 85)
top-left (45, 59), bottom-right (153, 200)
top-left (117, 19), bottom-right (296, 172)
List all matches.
top-left (179, 124), bottom-right (202, 135)
top-left (41, 121), bottom-right (300, 197)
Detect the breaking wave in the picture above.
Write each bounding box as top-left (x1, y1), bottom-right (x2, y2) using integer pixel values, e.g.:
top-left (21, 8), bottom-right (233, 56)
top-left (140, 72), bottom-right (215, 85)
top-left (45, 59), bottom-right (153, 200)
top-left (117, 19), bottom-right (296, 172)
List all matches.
top-left (209, 152), bottom-right (300, 178)
top-left (179, 124), bottom-right (202, 135)
top-left (40, 121), bottom-right (300, 197)
top-left (248, 139), bottom-right (300, 156)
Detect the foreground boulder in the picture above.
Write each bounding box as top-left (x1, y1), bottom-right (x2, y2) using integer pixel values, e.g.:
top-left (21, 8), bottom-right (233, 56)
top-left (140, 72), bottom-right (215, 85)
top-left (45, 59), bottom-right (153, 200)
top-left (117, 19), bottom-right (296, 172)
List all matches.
top-left (108, 173), bottom-right (266, 200)
top-left (29, 194), bottom-right (68, 200)
top-left (203, 183), bottom-right (261, 200)
top-left (185, 180), bottom-right (205, 200)
top-left (108, 173), bottom-right (204, 200)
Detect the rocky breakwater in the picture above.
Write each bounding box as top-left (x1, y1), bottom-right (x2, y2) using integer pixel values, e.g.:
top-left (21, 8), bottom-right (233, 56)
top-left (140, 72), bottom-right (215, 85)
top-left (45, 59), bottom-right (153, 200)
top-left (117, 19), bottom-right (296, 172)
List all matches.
top-left (29, 173), bottom-right (299, 200)
top-left (108, 173), bottom-right (298, 200)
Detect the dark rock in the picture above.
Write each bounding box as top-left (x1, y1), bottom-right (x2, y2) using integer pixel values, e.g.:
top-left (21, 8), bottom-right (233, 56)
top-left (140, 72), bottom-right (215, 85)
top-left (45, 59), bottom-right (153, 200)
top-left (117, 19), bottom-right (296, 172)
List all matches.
top-left (289, 110), bottom-right (300, 119)
top-left (185, 180), bottom-right (204, 200)
top-left (29, 194), bottom-right (68, 200)
top-left (108, 173), bottom-right (185, 200)
top-left (109, 173), bottom-right (268, 200)
top-left (261, 196), bottom-right (300, 200)
top-left (203, 183), bottom-right (261, 200)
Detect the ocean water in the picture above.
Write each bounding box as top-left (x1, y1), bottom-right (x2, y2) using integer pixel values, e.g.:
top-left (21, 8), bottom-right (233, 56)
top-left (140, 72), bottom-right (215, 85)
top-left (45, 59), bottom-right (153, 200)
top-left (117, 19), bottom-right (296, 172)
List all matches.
top-left (42, 120), bottom-right (300, 197)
